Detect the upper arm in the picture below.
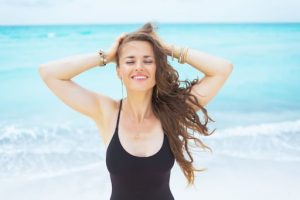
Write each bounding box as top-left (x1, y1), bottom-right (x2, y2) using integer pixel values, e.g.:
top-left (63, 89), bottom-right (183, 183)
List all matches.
top-left (188, 66), bottom-right (233, 111)
top-left (39, 67), bottom-right (112, 121)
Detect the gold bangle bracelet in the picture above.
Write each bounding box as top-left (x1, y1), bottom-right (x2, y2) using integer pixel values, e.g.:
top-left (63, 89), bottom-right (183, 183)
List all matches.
top-left (183, 47), bottom-right (189, 64)
top-left (178, 47), bottom-right (183, 64)
top-left (179, 47), bottom-right (186, 64)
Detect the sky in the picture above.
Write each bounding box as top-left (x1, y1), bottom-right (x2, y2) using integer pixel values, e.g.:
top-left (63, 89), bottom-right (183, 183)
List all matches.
top-left (0, 0), bottom-right (299, 25)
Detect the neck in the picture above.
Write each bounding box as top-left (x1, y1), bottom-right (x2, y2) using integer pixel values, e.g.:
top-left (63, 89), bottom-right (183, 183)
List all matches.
top-left (123, 90), bottom-right (154, 123)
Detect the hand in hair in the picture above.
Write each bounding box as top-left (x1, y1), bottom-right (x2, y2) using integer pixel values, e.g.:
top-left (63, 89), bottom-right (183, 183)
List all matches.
top-left (107, 32), bottom-right (127, 63)
top-left (138, 22), bottom-right (170, 53)
top-left (149, 31), bottom-right (169, 50)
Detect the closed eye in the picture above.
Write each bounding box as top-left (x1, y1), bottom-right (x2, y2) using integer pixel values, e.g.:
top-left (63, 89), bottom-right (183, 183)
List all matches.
top-left (126, 61), bottom-right (153, 64)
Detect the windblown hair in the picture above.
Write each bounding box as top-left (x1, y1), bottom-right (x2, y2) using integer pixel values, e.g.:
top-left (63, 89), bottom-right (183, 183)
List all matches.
top-left (115, 22), bottom-right (216, 186)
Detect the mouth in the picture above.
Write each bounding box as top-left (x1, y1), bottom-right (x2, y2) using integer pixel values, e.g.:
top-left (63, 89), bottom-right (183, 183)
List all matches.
top-left (131, 75), bottom-right (149, 81)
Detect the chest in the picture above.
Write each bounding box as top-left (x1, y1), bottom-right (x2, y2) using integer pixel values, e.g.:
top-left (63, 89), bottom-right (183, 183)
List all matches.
top-left (106, 131), bottom-right (175, 176)
top-left (118, 118), bottom-right (164, 157)
top-left (105, 114), bottom-right (175, 175)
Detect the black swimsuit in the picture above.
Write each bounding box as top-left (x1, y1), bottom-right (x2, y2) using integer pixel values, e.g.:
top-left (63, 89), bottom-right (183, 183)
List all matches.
top-left (106, 99), bottom-right (175, 200)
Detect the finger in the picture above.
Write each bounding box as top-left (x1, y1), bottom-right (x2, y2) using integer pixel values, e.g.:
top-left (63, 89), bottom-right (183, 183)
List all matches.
top-left (117, 33), bottom-right (126, 40)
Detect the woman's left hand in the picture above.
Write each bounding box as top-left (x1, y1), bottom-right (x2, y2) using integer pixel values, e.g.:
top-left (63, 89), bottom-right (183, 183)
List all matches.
top-left (150, 31), bottom-right (170, 52)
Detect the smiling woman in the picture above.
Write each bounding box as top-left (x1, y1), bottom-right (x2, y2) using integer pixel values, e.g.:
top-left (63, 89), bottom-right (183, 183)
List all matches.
top-left (38, 22), bottom-right (233, 200)
top-left (116, 40), bottom-right (157, 93)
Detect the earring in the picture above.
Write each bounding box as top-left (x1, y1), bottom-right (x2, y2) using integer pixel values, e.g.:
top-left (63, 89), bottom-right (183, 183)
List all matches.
top-left (156, 87), bottom-right (159, 98)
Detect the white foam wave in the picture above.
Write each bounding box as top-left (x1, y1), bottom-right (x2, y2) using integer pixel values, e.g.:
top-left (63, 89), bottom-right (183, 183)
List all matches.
top-left (203, 119), bottom-right (300, 161)
top-left (1, 162), bottom-right (104, 181)
top-left (211, 119), bottom-right (300, 138)
top-left (0, 118), bottom-right (300, 179)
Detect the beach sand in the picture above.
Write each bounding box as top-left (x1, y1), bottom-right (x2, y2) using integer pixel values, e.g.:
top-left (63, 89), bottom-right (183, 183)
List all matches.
top-left (1, 155), bottom-right (299, 200)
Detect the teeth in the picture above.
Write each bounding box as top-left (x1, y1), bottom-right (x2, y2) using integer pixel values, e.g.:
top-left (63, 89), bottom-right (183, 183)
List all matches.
top-left (132, 76), bottom-right (147, 80)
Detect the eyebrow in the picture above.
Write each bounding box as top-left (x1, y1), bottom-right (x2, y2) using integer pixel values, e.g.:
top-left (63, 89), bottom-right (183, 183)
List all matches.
top-left (124, 55), bottom-right (153, 59)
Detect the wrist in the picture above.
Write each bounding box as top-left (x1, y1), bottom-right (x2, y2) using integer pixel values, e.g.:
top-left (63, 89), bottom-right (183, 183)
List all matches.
top-left (105, 51), bottom-right (115, 63)
top-left (97, 49), bottom-right (107, 67)
top-left (97, 49), bottom-right (115, 67)
top-left (162, 42), bottom-right (174, 56)
top-left (164, 43), bottom-right (172, 56)
top-left (167, 45), bottom-right (189, 64)
top-left (168, 44), bottom-right (181, 59)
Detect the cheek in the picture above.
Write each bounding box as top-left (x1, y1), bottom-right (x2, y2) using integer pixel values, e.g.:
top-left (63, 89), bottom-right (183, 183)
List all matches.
top-left (149, 68), bottom-right (157, 85)
top-left (151, 67), bottom-right (157, 79)
top-left (149, 64), bottom-right (156, 75)
top-left (118, 67), bottom-right (130, 79)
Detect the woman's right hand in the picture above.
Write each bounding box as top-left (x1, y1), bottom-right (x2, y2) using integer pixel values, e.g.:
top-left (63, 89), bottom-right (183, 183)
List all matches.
top-left (106, 33), bottom-right (127, 63)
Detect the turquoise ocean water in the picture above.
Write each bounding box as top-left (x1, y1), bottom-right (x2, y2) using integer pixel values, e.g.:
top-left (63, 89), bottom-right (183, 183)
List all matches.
top-left (0, 23), bottom-right (299, 192)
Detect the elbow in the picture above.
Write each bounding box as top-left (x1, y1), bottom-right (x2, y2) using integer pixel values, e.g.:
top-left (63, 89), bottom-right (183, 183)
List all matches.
top-left (224, 62), bottom-right (233, 75)
top-left (38, 65), bottom-right (45, 77)
top-left (38, 64), bottom-right (50, 79)
top-left (227, 61), bottom-right (233, 68)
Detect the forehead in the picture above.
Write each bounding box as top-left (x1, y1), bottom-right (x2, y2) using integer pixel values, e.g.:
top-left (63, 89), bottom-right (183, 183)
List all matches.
top-left (120, 41), bottom-right (154, 59)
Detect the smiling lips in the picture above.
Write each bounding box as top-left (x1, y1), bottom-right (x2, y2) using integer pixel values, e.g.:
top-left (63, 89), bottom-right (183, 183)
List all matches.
top-left (131, 74), bottom-right (148, 80)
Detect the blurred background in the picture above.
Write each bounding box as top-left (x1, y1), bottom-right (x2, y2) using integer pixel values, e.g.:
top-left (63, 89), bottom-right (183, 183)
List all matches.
top-left (0, 0), bottom-right (299, 200)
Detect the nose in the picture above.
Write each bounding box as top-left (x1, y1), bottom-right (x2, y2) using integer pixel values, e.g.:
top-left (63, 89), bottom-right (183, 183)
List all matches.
top-left (134, 60), bottom-right (145, 71)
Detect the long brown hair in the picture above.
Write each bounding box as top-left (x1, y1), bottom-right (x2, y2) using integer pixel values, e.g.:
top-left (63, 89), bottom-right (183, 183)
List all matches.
top-left (115, 22), bottom-right (216, 186)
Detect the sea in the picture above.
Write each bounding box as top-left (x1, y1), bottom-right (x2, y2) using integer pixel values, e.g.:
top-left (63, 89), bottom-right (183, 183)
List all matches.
top-left (0, 23), bottom-right (299, 200)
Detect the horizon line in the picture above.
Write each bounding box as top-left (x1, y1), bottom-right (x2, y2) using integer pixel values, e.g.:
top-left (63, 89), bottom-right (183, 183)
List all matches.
top-left (1, 21), bottom-right (300, 26)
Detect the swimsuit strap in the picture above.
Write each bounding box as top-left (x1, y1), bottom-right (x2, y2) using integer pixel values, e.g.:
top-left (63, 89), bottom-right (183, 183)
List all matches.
top-left (115, 98), bottom-right (123, 132)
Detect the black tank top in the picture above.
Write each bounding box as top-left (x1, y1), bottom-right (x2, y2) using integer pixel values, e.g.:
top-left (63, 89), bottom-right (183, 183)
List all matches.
top-left (106, 99), bottom-right (175, 200)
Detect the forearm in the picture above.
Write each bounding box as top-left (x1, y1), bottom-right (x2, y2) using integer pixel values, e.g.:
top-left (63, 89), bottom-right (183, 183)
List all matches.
top-left (39, 52), bottom-right (109, 80)
top-left (165, 44), bottom-right (233, 76)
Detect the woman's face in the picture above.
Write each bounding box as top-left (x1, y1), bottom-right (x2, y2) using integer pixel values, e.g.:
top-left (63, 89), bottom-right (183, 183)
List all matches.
top-left (117, 40), bottom-right (156, 93)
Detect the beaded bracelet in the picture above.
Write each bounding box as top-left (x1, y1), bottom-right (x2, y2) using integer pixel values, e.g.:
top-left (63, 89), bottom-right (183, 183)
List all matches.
top-left (98, 49), bottom-right (107, 66)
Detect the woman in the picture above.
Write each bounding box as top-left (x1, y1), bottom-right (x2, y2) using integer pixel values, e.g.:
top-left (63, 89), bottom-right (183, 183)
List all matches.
top-left (38, 22), bottom-right (233, 200)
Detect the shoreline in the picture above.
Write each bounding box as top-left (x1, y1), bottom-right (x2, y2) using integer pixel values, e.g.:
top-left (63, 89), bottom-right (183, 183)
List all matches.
top-left (1, 155), bottom-right (299, 200)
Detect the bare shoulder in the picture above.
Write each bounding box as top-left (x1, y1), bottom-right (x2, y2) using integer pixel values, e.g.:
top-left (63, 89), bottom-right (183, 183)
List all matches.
top-left (93, 94), bottom-right (120, 147)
